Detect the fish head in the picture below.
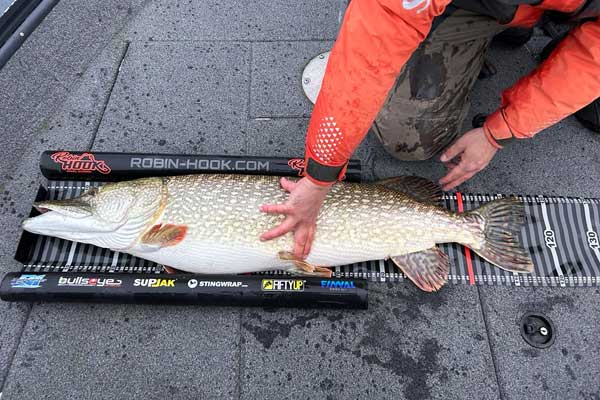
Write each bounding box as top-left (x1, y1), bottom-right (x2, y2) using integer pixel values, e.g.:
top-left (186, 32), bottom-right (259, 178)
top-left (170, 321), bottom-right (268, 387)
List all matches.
top-left (22, 178), bottom-right (164, 250)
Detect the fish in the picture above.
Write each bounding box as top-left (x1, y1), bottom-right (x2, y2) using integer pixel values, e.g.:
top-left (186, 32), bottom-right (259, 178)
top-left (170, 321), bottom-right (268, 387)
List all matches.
top-left (21, 174), bottom-right (533, 292)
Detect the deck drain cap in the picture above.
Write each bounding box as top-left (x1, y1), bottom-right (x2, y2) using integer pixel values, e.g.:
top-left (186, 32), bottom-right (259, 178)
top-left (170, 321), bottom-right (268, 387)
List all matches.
top-left (520, 312), bottom-right (555, 349)
top-left (301, 51), bottom-right (330, 104)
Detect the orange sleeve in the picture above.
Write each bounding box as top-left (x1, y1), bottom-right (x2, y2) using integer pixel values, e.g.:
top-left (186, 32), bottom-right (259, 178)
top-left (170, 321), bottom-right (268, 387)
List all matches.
top-left (484, 18), bottom-right (600, 147)
top-left (303, 0), bottom-right (450, 184)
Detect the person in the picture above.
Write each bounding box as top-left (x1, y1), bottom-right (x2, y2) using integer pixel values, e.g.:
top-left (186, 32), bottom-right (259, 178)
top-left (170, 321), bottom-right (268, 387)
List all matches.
top-left (260, 0), bottom-right (600, 260)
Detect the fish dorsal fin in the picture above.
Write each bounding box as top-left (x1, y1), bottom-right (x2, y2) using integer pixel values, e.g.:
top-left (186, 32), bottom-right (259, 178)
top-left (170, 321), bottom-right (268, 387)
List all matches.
top-left (140, 224), bottom-right (188, 248)
top-left (391, 247), bottom-right (449, 292)
top-left (375, 176), bottom-right (442, 205)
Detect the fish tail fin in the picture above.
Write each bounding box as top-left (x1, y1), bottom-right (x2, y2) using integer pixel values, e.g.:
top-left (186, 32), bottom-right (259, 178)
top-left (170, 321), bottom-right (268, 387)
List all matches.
top-left (464, 198), bottom-right (534, 273)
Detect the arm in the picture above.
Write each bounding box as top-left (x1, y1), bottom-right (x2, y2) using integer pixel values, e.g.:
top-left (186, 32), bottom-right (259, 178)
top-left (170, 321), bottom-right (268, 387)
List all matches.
top-left (303, 0), bottom-right (450, 184)
top-left (440, 17), bottom-right (600, 190)
top-left (484, 18), bottom-right (600, 147)
top-left (260, 0), bottom-right (450, 258)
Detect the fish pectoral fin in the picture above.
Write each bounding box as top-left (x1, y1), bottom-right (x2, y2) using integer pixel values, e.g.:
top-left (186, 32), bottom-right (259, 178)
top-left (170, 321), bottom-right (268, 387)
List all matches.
top-left (140, 224), bottom-right (188, 248)
top-left (278, 251), bottom-right (333, 278)
top-left (375, 176), bottom-right (442, 205)
top-left (391, 247), bottom-right (449, 292)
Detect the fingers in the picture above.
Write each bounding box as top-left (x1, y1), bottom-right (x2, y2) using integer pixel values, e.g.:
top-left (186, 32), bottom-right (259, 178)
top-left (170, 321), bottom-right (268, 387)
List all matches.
top-left (293, 227), bottom-right (308, 259)
top-left (262, 219), bottom-right (316, 260)
top-left (440, 155), bottom-right (485, 190)
top-left (259, 203), bottom-right (291, 214)
top-left (303, 226), bottom-right (315, 259)
top-left (280, 177), bottom-right (297, 193)
top-left (291, 225), bottom-right (316, 259)
top-left (260, 176), bottom-right (324, 251)
top-left (260, 178), bottom-right (297, 214)
top-left (260, 218), bottom-right (295, 241)
top-left (440, 140), bottom-right (466, 163)
top-left (443, 160), bottom-right (459, 170)
top-left (439, 165), bottom-right (466, 188)
top-left (442, 170), bottom-right (477, 191)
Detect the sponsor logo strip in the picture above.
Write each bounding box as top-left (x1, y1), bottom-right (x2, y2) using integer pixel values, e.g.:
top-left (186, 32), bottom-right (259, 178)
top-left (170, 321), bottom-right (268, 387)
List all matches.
top-left (133, 278), bottom-right (176, 288)
top-left (129, 157), bottom-right (270, 172)
top-left (11, 274), bottom-right (46, 289)
top-left (51, 152), bottom-right (111, 174)
top-left (320, 280), bottom-right (356, 289)
top-left (58, 276), bottom-right (122, 288)
top-left (187, 279), bottom-right (248, 289)
top-left (261, 279), bottom-right (305, 292)
top-left (287, 158), bottom-right (305, 175)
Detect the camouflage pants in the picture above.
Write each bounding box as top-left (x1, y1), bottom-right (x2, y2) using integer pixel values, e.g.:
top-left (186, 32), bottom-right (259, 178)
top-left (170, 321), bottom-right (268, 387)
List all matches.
top-left (372, 9), bottom-right (506, 161)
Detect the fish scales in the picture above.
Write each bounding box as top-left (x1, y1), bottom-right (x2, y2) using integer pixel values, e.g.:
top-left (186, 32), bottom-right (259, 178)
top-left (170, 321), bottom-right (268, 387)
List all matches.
top-left (144, 174), bottom-right (474, 272)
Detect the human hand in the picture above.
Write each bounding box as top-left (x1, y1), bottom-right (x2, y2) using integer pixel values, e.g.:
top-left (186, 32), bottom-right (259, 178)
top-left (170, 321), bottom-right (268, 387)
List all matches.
top-left (260, 177), bottom-right (332, 259)
top-left (438, 127), bottom-right (498, 191)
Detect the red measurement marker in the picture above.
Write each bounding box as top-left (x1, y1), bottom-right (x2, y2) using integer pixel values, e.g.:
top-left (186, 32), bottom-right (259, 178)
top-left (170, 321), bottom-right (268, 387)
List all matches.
top-left (456, 192), bottom-right (475, 285)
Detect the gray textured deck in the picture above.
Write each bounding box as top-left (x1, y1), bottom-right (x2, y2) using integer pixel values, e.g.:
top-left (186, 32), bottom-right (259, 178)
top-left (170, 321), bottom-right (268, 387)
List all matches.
top-left (1, 1), bottom-right (599, 399)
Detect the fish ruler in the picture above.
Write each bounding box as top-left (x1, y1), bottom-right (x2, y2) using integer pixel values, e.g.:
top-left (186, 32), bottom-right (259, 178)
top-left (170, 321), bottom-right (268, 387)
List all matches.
top-left (12, 181), bottom-right (600, 288)
top-left (1, 151), bottom-right (599, 309)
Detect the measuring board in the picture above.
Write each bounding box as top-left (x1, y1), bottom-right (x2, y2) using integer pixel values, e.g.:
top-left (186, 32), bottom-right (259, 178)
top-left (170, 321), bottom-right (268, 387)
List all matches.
top-left (11, 181), bottom-right (600, 288)
top-left (1, 150), bottom-right (599, 311)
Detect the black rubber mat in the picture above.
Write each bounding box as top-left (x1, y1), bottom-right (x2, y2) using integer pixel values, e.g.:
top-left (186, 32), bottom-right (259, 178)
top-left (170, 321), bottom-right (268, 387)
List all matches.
top-left (15, 180), bottom-right (600, 287)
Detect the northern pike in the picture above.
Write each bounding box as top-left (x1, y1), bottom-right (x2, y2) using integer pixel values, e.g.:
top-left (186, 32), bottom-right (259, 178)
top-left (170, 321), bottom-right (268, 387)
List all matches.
top-left (22, 174), bottom-right (533, 291)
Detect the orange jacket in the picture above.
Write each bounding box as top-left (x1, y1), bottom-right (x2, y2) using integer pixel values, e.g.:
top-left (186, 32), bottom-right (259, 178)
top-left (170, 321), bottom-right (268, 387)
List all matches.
top-left (304, 0), bottom-right (600, 184)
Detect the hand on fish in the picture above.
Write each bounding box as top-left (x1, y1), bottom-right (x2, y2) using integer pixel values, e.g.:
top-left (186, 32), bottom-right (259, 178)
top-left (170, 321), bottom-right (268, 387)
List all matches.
top-left (261, 129), bottom-right (498, 261)
top-left (259, 177), bottom-right (332, 260)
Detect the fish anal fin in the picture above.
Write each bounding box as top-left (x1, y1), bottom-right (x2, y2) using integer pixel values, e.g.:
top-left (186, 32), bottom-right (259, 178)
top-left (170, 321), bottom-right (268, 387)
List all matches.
top-left (391, 247), bottom-right (449, 292)
top-left (375, 176), bottom-right (443, 205)
top-left (141, 224), bottom-right (188, 248)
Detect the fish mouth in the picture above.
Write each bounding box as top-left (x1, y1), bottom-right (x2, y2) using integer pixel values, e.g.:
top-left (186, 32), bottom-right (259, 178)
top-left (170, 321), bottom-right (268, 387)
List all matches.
top-left (22, 211), bottom-right (117, 239)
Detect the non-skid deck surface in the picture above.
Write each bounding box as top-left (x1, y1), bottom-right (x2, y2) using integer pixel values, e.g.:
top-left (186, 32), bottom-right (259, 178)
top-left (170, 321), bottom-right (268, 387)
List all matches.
top-left (17, 180), bottom-right (600, 287)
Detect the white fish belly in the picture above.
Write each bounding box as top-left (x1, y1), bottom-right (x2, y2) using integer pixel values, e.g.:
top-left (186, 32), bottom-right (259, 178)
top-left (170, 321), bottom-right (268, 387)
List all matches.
top-left (128, 240), bottom-right (295, 274)
top-left (127, 234), bottom-right (429, 274)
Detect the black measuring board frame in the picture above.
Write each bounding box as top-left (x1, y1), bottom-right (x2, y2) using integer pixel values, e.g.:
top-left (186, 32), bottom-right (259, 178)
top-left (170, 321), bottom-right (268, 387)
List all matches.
top-left (38, 150), bottom-right (363, 182)
top-left (3, 151), bottom-right (367, 309)
top-left (4, 151), bottom-right (600, 308)
top-left (0, 273), bottom-right (368, 309)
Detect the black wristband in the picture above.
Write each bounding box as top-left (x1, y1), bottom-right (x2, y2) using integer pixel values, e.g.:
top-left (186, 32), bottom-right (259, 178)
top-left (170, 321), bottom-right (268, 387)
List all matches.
top-left (305, 158), bottom-right (346, 183)
top-left (495, 137), bottom-right (516, 146)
